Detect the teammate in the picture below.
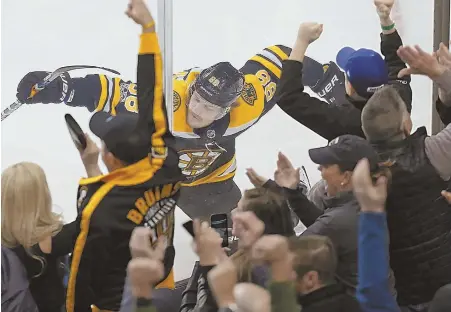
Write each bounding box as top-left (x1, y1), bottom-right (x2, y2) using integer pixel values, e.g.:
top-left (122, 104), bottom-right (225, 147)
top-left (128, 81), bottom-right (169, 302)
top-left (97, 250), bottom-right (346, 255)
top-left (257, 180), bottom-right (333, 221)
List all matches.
top-left (16, 47), bottom-right (337, 219)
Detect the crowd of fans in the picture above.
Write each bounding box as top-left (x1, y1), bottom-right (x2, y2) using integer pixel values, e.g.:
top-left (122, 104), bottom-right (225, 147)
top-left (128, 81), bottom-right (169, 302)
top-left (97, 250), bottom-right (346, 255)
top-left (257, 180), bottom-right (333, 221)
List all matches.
top-left (2, 0), bottom-right (451, 311)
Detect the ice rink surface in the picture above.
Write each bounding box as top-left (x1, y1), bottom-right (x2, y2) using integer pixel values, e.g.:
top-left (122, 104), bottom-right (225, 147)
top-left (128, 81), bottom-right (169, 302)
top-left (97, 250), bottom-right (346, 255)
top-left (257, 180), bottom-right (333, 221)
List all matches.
top-left (1, 0), bottom-right (435, 280)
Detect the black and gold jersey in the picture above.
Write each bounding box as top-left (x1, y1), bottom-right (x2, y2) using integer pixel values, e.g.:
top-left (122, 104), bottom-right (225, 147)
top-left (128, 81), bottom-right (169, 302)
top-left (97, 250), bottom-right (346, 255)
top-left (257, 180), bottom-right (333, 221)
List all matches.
top-left (59, 45), bottom-right (325, 186)
top-left (66, 33), bottom-right (181, 312)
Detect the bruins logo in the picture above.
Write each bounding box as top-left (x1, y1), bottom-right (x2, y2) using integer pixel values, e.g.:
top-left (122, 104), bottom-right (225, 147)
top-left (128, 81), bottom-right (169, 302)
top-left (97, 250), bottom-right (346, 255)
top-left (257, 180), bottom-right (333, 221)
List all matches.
top-left (173, 91), bottom-right (181, 112)
top-left (241, 82), bottom-right (257, 106)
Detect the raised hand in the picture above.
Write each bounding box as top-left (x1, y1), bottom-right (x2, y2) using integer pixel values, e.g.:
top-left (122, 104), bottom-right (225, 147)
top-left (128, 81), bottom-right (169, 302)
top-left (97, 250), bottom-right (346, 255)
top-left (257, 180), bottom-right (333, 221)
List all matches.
top-left (79, 133), bottom-right (100, 166)
top-left (207, 259), bottom-right (238, 308)
top-left (437, 42), bottom-right (451, 69)
top-left (352, 158), bottom-right (387, 213)
top-left (297, 22), bottom-right (324, 45)
top-left (125, 0), bottom-right (154, 27)
top-left (127, 257), bottom-right (164, 297)
top-left (397, 45), bottom-right (446, 79)
top-left (245, 168), bottom-right (269, 187)
top-left (129, 227), bottom-right (167, 261)
top-left (251, 235), bottom-right (290, 264)
top-left (374, 0), bottom-right (395, 19)
top-left (231, 211), bottom-right (265, 249)
top-left (192, 219), bottom-right (226, 265)
top-left (274, 152), bottom-right (300, 189)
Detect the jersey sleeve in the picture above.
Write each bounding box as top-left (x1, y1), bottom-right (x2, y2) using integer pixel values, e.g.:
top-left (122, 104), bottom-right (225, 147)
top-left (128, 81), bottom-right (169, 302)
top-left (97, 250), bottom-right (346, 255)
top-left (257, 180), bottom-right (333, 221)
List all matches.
top-left (239, 45), bottom-right (291, 115)
top-left (240, 45), bottom-right (326, 116)
top-left (67, 74), bottom-right (139, 116)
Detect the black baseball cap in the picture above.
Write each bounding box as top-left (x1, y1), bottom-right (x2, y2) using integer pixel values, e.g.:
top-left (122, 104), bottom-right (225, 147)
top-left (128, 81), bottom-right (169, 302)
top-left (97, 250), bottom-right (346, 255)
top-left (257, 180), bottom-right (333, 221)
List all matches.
top-left (308, 135), bottom-right (380, 172)
top-left (89, 111), bottom-right (150, 164)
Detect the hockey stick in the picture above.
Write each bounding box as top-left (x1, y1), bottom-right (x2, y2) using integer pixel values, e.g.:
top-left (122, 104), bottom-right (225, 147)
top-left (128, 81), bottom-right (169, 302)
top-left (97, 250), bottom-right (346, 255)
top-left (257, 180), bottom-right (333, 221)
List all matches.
top-left (1, 65), bottom-right (120, 121)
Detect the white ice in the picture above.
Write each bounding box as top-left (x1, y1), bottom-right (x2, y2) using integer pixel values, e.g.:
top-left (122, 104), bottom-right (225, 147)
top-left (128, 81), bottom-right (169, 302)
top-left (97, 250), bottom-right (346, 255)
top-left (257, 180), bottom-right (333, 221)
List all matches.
top-left (1, 0), bottom-right (435, 280)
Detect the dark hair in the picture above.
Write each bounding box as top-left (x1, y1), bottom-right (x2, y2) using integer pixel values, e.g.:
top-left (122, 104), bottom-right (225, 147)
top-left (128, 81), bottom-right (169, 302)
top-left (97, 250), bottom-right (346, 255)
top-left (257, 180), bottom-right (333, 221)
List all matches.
top-left (231, 187), bottom-right (295, 283)
top-left (289, 235), bottom-right (337, 284)
top-left (241, 187), bottom-right (295, 237)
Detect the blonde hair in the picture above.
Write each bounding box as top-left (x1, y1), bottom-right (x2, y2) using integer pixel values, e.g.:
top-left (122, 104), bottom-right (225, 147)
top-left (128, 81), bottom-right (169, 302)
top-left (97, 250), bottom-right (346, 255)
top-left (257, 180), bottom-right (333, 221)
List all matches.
top-left (2, 162), bottom-right (63, 250)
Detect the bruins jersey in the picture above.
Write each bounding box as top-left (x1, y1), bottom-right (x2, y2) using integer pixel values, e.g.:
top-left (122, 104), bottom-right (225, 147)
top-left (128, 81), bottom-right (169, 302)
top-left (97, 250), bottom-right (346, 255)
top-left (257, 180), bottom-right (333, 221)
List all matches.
top-left (63, 45), bottom-right (322, 185)
top-left (66, 33), bottom-right (181, 312)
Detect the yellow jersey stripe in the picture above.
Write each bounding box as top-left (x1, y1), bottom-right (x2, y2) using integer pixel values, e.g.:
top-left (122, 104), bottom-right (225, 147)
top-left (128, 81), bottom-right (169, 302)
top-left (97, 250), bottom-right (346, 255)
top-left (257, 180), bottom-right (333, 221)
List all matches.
top-left (139, 33), bottom-right (166, 169)
top-left (267, 45), bottom-right (289, 61)
top-left (96, 75), bottom-right (108, 112)
top-left (249, 55), bottom-right (281, 78)
top-left (65, 183), bottom-right (115, 312)
top-left (110, 78), bottom-right (121, 116)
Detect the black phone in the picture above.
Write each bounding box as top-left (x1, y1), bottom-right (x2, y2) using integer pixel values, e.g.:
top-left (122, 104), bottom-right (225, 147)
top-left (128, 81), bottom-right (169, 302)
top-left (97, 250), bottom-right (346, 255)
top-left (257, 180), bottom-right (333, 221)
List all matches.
top-left (210, 213), bottom-right (229, 248)
top-left (182, 220), bottom-right (195, 237)
top-left (65, 114), bottom-right (87, 150)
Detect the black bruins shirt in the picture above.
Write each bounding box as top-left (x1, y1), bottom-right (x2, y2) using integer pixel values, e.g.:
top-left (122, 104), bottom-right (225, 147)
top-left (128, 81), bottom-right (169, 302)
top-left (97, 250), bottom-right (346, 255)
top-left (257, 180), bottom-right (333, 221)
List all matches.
top-left (65, 33), bottom-right (182, 312)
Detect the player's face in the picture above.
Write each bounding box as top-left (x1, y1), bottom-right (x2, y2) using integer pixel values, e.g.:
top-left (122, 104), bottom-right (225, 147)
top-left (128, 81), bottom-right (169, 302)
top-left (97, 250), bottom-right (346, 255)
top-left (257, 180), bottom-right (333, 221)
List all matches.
top-left (187, 92), bottom-right (224, 128)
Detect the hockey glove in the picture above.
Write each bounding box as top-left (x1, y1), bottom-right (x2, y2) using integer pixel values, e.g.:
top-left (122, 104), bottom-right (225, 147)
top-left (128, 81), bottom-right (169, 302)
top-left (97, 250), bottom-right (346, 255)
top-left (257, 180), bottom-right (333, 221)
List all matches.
top-left (16, 71), bottom-right (73, 104)
top-left (310, 62), bottom-right (347, 105)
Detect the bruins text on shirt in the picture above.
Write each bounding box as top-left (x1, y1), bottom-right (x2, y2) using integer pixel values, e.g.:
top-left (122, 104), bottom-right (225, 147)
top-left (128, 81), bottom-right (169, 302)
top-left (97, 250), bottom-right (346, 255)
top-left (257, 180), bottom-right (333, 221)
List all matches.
top-left (65, 33), bottom-right (183, 312)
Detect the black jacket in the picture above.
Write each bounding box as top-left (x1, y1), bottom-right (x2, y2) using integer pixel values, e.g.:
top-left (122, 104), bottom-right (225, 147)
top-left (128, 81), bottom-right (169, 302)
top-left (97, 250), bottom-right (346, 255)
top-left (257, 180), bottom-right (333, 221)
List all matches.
top-left (12, 221), bottom-right (76, 312)
top-left (373, 127), bottom-right (451, 305)
top-left (300, 191), bottom-right (360, 291)
top-left (275, 31), bottom-right (412, 142)
top-left (180, 262), bottom-right (218, 312)
top-left (297, 283), bottom-right (361, 312)
top-left (263, 180), bottom-right (396, 296)
top-left (436, 98), bottom-right (451, 126)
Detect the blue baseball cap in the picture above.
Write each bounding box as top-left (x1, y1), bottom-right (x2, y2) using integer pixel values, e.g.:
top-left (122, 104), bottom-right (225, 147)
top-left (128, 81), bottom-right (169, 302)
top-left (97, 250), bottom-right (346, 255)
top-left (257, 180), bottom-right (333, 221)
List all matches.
top-left (336, 47), bottom-right (388, 98)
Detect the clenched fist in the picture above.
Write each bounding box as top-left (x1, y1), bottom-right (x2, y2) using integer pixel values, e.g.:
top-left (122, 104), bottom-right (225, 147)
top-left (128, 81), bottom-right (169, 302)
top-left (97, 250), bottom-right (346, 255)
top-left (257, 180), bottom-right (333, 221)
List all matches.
top-left (125, 0), bottom-right (154, 27)
top-left (374, 0), bottom-right (395, 20)
top-left (297, 22), bottom-right (323, 45)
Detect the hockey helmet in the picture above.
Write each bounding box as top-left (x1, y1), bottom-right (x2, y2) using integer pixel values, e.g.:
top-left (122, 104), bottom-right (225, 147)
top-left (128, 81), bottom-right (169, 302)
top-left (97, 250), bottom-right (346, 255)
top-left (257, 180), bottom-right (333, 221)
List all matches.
top-left (192, 62), bottom-right (245, 108)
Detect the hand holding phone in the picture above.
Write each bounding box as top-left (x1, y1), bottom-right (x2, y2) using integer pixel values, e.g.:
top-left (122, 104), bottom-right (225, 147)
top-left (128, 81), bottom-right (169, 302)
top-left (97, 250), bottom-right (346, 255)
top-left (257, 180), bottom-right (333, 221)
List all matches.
top-left (182, 215), bottom-right (229, 248)
top-left (210, 213), bottom-right (229, 248)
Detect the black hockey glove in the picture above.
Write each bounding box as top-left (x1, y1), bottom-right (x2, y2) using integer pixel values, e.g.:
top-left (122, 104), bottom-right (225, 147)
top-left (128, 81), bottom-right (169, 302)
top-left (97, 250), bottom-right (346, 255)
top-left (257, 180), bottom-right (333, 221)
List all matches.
top-left (310, 61), bottom-right (347, 105)
top-left (16, 71), bottom-right (73, 104)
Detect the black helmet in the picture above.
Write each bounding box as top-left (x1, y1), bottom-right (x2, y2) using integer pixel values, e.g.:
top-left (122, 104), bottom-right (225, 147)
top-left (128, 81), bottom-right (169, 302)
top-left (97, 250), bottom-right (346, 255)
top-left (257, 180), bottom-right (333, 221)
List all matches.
top-left (193, 62), bottom-right (245, 108)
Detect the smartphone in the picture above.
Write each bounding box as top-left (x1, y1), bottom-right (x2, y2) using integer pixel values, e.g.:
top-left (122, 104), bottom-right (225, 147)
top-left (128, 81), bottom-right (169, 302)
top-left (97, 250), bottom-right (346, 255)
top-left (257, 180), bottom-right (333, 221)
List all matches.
top-left (65, 114), bottom-right (87, 150)
top-left (210, 213), bottom-right (229, 248)
top-left (182, 220), bottom-right (195, 237)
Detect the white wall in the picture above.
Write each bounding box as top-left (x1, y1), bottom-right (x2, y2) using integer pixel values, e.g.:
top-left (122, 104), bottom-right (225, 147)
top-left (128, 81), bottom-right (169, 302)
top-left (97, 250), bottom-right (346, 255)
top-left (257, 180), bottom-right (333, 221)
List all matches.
top-left (1, 0), bottom-right (435, 280)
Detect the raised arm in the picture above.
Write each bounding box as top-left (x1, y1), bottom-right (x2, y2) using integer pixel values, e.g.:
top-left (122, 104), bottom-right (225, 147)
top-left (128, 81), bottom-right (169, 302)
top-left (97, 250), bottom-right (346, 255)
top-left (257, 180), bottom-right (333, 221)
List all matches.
top-left (276, 22), bottom-right (365, 141)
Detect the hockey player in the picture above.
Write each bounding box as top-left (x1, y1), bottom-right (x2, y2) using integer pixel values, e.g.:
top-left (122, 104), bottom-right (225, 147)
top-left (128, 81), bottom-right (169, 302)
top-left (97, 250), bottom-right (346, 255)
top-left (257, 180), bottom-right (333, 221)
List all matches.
top-left (16, 48), bottom-right (334, 219)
